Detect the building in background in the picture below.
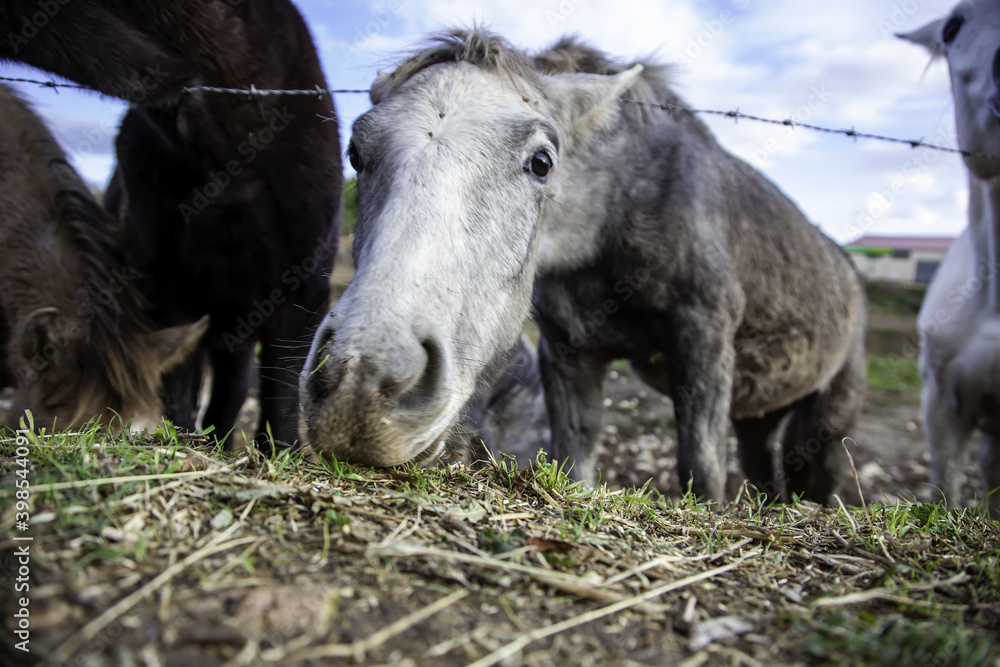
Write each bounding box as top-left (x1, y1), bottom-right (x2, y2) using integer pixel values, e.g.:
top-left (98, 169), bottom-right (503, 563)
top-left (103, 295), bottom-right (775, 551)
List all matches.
top-left (844, 235), bottom-right (955, 284)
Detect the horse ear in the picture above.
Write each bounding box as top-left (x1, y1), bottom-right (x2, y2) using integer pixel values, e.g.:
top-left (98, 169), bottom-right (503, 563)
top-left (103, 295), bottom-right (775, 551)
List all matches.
top-left (148, 315), bottom-right (209, 373)
top-left (541, 64), bottom-right (644, 147)
top-left (371, 69), bottom-right (392, 104)
top-left (21, 307), bottom-right (61, 371)
top-left (897, 19), bottom-right (944, 55)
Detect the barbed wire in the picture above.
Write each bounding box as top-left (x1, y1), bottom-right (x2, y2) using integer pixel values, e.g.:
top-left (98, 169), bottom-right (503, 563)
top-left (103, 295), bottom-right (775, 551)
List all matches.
top-left (620, 98), bottom-right (984, 160)
top-left (181, 83), bottom-right (371, 97)
top-left (0, 74), bottom-right (369, 96)
top-left (0, 73), bottom-right (988, 161)
top-left (0, 75), bottom-right (91, 91)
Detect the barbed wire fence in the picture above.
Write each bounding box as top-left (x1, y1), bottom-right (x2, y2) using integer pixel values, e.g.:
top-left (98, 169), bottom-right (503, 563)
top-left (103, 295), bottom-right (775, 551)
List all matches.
top-left (0, 73), bottom-right (988, 162)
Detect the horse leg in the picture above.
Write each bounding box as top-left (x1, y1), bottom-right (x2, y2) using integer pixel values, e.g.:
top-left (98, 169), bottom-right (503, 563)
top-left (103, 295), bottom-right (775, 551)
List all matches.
top-left (160, 351), bottom-right (203, 431)
top-left (980, 431), bottom-right (1000, 518)
top-left (202, 342), bottom-right (254, 446)
top-left (537, 336), bottom-right (609, 484)
top-left (782, 393), bottom-right (854, 505)
top-left (662, 311), bottom-right (735, 502)
top-left (733, 407), bottom-right (792, 502)
top-left (779, 335), bottom-right (865, 505)
top-left (922, 380), bottom-right (974, 509)
top-left (634, 351), bottom-right (746, 498)
top-left (256, 337), bottom-right (301, 453)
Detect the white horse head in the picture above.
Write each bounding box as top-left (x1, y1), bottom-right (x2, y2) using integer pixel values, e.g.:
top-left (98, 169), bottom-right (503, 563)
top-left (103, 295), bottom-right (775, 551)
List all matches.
top-left (300, 31), bottom-right (641, 466)
top-left (899, 0), bottom-right (1000, 179)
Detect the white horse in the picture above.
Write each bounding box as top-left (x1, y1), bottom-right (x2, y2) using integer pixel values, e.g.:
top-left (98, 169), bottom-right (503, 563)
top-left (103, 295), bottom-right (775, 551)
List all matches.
top-left (899, 0), bottom-right (1000, 517)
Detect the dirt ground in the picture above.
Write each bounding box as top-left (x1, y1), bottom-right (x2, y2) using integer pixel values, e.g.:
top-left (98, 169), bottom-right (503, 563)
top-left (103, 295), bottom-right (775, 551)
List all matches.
top-left (4, 358), bottom-right (999, 666)
top-left (5, 388), bottom-right (998, 667)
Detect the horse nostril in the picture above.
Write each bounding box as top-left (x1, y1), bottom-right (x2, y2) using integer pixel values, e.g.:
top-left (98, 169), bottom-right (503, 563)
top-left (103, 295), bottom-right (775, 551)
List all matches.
top-left (305, 325), bottom-right (336, 402)
top-left (307, 365), bottom-right (330, 403)
top-left (992, 48), bottom-right (1000, 90)
top-left (990, 48), bottom-right (1000, 120)
top-left (315, 323), bottom-right (334, 352)
top-left (398, 337), bottom-right (445, 409)
top-left (989, 93), bottom-right (1000, 121)
top-left (418, 337), bottom-right (443, 392)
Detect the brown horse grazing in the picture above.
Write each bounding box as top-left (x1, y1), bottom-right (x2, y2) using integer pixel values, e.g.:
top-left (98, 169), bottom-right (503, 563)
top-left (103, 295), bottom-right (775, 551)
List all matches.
top-left (1, 0), bottom-right (343, 450)
top-left (0, 85), bottom-right (207, 431)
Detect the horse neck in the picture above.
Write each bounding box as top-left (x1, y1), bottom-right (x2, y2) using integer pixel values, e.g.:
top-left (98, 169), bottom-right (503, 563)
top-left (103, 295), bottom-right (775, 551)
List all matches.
top-left (970, 173), bottom-right (1000, 314)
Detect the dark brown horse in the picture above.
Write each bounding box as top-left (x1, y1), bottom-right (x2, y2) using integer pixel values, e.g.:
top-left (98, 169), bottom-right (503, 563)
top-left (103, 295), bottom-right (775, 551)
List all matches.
top-left (0, 84), bottom-right (206, 431)
top-left (1, 0), bottom-right (343, 449)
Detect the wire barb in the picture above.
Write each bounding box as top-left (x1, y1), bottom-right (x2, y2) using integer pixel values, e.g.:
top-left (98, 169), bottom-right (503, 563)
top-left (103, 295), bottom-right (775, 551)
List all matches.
top-left (0, 75), bottom-right (90, 91)
top-left (177, 84), bottom-right (370, 96)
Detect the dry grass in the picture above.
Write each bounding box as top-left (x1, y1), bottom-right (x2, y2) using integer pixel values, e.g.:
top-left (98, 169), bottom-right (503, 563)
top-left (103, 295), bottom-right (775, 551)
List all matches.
top-left (1, 423), bottom-right (998, 666)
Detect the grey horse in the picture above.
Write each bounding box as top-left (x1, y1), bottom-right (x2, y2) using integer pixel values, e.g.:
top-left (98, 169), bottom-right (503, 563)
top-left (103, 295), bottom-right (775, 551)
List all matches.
top-left (302, 29), bottom-right (867, 503)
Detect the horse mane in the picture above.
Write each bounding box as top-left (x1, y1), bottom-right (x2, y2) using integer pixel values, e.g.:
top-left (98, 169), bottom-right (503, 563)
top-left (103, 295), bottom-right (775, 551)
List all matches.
top-left (534, 35), bottom-right (680, 110)
top-left (372, 28), bottom-right (694, 127)
top-left (53, 187), bottom-right (163, 424)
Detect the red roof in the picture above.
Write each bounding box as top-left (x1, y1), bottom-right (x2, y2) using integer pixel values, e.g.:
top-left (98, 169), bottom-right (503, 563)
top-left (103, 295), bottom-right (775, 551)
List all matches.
top-left (847, 235), bottom-right (955, 251)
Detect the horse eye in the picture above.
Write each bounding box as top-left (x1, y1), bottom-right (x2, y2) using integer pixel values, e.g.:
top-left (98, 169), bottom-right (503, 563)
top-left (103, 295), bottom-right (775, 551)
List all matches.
top-left (942, 15), bottom-right (964, 45)
top-left (528, 151), bottom-right (552, 181)
top-left (347, 143), bottom-right (364, 173)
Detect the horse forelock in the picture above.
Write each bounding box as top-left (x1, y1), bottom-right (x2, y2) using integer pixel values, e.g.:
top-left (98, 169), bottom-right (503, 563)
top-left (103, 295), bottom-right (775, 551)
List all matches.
top-left (372, 28), bottom-right (679, 122)
top-left (371, 28), bottom-right (540, 104)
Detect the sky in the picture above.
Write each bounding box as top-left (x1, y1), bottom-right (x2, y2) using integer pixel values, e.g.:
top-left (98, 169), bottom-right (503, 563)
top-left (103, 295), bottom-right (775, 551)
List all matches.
top-left (0, 0), bottom-right (970, 244)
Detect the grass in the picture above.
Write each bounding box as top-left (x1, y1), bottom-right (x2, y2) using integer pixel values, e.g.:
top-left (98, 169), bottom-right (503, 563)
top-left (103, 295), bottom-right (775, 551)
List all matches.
top-left (797, 611), bottom-right (997, 667)
top-left (1, 424), bottom-right (998, 666)
top-left (866, 281), bottom-right (927, 318)
top-left (867, 355), bottom-right (923, 396)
